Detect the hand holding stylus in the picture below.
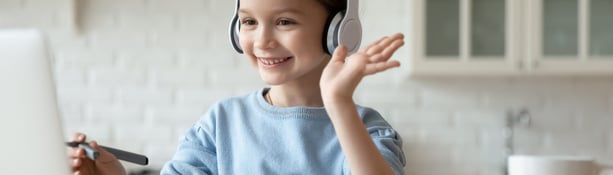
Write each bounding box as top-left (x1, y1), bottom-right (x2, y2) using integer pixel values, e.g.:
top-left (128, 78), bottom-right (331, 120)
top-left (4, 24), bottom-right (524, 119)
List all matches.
top-left (66, 141), bottom-right (149, 166)
top-left (67, 133), bottom-right (127, 175)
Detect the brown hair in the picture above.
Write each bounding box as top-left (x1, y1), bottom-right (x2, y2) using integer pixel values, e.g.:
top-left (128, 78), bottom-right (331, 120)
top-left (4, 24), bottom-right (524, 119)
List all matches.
top-left (317, 0), bottom-right (346, 15)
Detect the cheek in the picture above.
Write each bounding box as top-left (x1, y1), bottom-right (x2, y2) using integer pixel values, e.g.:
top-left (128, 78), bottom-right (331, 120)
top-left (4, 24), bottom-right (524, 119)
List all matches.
top-left (287, 30), bottom-right (325, 54)
top-left (238, 34), bottom-right (259, 66)
top-left (238, 34), bottom-right (252, 52)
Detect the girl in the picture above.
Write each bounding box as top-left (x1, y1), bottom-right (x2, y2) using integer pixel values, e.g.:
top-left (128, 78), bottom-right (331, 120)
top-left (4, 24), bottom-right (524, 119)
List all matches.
top-left (69, 0), bottom-right (406, 174)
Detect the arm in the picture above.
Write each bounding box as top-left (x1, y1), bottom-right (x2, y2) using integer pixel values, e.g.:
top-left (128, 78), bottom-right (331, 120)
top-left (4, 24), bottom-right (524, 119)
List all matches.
top-left (326, 99), bottom-right (395, 175)
top-left (320, 33), bottom-right (405, 175)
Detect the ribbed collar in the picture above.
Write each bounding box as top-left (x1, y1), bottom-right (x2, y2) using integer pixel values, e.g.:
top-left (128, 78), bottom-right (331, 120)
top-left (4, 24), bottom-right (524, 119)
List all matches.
top-left (255, 88), bottom-right (330, 120)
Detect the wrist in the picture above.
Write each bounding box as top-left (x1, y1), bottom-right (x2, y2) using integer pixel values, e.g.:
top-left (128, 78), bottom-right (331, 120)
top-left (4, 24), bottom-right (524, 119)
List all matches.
top-left (322, 94), bottom-right (354, 106)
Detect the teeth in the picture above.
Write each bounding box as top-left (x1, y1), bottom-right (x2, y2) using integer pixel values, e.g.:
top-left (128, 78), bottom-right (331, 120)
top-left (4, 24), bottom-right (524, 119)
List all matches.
top-left (259, 57), bottom-right (289, 65)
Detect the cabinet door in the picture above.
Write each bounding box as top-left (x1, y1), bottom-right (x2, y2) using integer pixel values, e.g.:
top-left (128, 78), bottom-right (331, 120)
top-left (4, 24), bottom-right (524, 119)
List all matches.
top-left (589, 0), bottom-right (613, 56)
top-left (410, 0), bottom-right (521, 76)
top-left (527, 0), bottom-right (613, 75)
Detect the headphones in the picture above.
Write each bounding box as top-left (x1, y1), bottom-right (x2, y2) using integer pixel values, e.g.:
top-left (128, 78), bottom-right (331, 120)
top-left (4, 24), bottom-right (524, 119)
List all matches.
top-left (229, 0), bottom-right (362, 55)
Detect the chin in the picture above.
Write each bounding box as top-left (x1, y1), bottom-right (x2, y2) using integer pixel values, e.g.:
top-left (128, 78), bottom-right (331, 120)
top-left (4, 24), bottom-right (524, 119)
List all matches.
top-left (259, 72), bottom-right (284, 86)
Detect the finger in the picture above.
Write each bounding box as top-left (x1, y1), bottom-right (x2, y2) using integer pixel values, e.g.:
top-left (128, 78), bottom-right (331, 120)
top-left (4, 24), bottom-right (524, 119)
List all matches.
top-left (330, 45), bottom-right (348, 63)
top-left (385, 41), bottom-right (405, 60)
top-left (89, 141), bottom-right (99, 149)
top-left (359, 36), bottom-right (387, 55)
top-left (382, 39), bottom-right (405, 57)
top-left (71, 158), bottom-right (81, 171)
top-left (90, 141), bottom-right (119, 163)
top-left (71, 133), bottom-right (86, 143)
top-left (66, 142), bottom-right (84, 158)
top-left (373, 34), bottom-right (403, 48)
top-left (366, 37), bottom-right (393, 56)
top-left (388, 33), bottom-right (405, 41)
top-left (364, 61), bottom-right (401, 75)
top-left (71, 133), bottom-right (80, 141)
top-left (367, 34), bottom-right (404, 61)
top-left (372, 39), bottom-right (405, 63)
top-left (365, 44), bottom-right (384, 58)
top-left (68, 147), bottom-right (85, 158)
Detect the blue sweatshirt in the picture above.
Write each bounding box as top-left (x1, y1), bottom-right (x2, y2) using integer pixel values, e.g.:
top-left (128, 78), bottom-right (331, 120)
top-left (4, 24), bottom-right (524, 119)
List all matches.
top-left (161, 88), bottom-right (406, 174)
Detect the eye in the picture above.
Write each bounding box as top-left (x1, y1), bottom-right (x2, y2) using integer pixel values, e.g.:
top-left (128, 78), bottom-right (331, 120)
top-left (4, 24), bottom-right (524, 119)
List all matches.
top-left (277, 19), bottom-right (296, 25)
top-left (241, 18), bottom-right (257, 25)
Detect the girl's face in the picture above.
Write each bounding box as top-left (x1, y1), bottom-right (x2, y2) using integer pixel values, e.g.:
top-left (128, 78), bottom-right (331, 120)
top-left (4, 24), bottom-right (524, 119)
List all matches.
top-left (238, 0), bottom-right (330, 86)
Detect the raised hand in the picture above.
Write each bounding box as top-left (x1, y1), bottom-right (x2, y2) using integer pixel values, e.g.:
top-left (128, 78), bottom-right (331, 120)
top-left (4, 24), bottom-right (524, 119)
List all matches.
top-left (320, 33), bottom-right (404, 101)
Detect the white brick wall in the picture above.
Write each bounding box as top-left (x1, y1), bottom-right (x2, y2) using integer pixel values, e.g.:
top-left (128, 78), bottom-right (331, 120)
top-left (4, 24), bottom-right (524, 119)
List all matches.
top-left (2, 0), bottom-right (613, 174)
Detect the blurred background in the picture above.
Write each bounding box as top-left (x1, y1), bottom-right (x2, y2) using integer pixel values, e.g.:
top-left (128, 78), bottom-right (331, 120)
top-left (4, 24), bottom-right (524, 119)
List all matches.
top-left (1, 0), bottom-right (612, 174)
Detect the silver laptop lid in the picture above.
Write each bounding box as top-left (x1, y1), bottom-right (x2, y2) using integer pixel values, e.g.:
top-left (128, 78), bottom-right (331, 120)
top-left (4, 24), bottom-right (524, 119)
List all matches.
top-left (0, 29), bottom-right (71, 175)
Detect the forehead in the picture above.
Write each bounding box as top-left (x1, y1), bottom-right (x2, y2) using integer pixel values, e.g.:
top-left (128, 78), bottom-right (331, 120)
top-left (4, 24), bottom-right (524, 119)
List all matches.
top-left (238, 0), bottom-right (325, 14)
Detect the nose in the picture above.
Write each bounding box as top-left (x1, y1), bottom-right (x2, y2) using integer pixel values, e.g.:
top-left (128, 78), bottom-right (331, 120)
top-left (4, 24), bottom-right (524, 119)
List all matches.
top-left (254, 26), bottom-right (277, 49)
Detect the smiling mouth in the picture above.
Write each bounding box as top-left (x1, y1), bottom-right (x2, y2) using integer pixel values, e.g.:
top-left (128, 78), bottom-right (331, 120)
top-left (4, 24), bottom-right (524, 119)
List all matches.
top-left (258, 57), bottom-right (292, 65)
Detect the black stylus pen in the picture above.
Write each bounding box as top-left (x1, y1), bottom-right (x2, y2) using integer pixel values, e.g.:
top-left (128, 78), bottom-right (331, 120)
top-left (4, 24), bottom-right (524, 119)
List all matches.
top-left (66, 142), bottom-right (149, 165)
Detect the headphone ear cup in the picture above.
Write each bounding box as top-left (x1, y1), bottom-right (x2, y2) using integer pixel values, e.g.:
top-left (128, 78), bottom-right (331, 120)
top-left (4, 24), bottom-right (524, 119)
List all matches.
top-left (324, 12), bottom-right (344, 55)
top-left (229, 14), bottom-right (243, 54)
top-left (338, 17), bottom-right (362, 54)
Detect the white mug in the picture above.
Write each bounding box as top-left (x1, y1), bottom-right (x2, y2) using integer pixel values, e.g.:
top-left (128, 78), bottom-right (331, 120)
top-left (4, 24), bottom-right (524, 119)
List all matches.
top-left (508, 155), bottom-right (613, 175)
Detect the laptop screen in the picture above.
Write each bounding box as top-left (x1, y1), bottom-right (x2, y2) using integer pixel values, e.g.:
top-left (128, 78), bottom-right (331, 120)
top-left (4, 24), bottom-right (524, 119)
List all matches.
top-left (0, 29), bottom-right (71, 175)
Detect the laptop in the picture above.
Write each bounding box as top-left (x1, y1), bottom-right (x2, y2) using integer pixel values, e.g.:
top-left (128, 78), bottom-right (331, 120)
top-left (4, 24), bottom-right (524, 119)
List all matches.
top-left (0, 29), bottom-right (71, 175)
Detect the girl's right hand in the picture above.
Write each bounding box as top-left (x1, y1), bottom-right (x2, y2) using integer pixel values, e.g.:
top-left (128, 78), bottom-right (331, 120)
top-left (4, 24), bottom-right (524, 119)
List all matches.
top-left (68, 133), bottom-right (127, 175)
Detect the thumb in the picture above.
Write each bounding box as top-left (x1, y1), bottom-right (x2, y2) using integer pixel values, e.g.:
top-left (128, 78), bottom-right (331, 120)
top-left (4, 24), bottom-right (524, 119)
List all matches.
top-left (330, 45), bottom-right (348, 63)
top-left (89, 141), bottom-right (116, 163)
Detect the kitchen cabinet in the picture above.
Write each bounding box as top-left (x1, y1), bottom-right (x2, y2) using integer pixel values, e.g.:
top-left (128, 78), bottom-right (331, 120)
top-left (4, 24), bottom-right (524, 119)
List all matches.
top-left (409, 0), bottom-right (613, 76)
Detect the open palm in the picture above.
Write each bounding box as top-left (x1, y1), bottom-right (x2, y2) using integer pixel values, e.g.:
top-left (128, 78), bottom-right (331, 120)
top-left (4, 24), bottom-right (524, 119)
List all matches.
top-left (320, 33), bottom-right (404, 101)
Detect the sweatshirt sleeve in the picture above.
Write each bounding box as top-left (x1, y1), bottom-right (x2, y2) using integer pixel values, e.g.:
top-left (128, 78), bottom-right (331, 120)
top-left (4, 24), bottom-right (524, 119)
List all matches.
top-left (343, 107), bottom-right (406, 175)
top-left (369, 126), bottom-right (406, 175)
top-left (161, 112), bottom-right (218, 175)
top-left (341, 126), bottom-right (406, 175)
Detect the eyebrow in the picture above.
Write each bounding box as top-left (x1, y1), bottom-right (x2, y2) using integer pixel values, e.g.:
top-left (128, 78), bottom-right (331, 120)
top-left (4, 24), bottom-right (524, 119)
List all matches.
top-left (238, 8), bottom-right (306, 16)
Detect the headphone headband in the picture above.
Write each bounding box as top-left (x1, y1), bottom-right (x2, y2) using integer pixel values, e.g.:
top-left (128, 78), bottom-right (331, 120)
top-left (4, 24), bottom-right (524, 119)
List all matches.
top-left (229, 0), bottom-right (362, 55)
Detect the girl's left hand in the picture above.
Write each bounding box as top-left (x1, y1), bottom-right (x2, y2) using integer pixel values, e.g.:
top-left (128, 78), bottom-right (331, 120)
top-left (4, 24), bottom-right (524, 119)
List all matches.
top-left (320, 33), bottom-right (404, 102)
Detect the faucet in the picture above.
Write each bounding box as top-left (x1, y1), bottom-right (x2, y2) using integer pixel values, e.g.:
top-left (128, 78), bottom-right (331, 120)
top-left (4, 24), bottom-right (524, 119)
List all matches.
top-left (503, 108), bottom-right (531, 175)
